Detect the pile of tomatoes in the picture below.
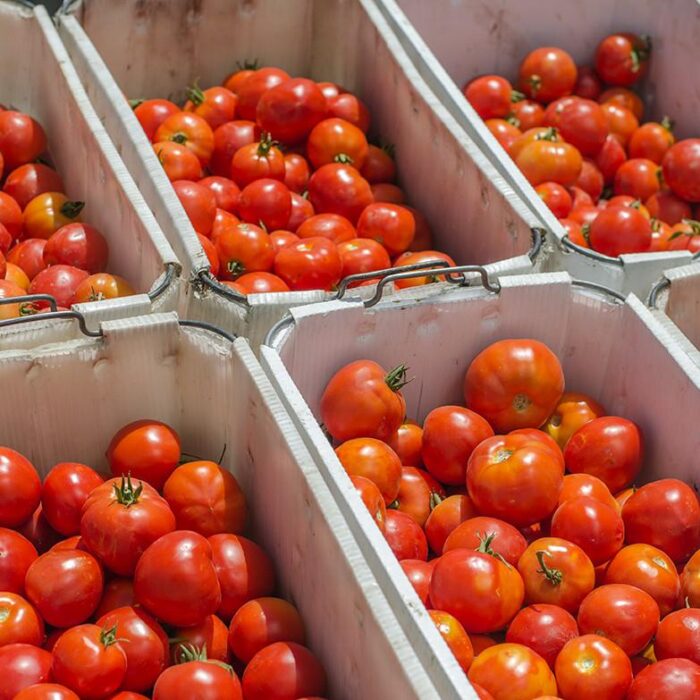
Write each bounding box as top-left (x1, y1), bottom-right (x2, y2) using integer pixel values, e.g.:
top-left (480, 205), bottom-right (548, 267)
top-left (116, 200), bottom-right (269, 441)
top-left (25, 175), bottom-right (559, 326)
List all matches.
top-left (131, 64), bottom-right (452, 296)
top-left (321, 341), bottom-right (700, 699)
top-left (465, 33), bottom-right (700, 258)
top-left (0, 419), bottom-right (327, 699)
top-left (0, 109), bottom-right (135, 319)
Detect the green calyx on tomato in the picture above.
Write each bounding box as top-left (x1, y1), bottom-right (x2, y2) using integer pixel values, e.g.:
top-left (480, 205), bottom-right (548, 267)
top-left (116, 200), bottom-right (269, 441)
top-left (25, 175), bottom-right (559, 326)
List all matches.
top-left (630, 35), bottom-right (652, 73)
top-left (527, 74), bottom-right (542, 97)
top-left (535, 127), bottom-right (559, 142)
top-left (169, 132), bottom-right (189, 145)
top-left (175, 642), bottom-right (235, 674)
top-left (236, 58), bottom-right (259, 71)
top-left (510, 89), bottom-right (526, 103)
top-left (186, 81), bottom-right (206, 107)
top-left (128, 98), bottom-right (144, 109)
top-left (661, 115), bottom-right (675, 133)
top-left (381, 142), bottom-right (396, 159)
top-left (384, 363), bottom-right (411, 392)
top-left (536, 549), bottom-right (563, 586)
top-left (60, 200), bottom-right (85, 219)
top-left (100, 624), bottom-right (122, 648)
top-left (112, 474), bottom-right (144, 507)
top-left (257, 132), bottom-right (278, 156)
top-left (507, 113), bottom-right (521, 128)
top-left (669, 219), bottom-right (700, 241)
top-left (475, 532), bottom-right (511, 567)
top-left (333, 153), bottom-right (354, 165)
top-left (226, 260), bottom-right (246, 277)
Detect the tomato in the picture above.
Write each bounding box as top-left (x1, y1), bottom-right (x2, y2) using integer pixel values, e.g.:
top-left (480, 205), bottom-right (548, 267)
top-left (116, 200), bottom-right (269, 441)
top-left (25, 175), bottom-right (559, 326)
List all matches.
top-left (613, 158), bottom-right (661, 202)
top-left (154, 112), bottom-right (214, 166)
top-left (269, 230), bottom-right (299, 255)
top-left (360, 144), bottom-right (396, 184)
top-left (335, 438), bottom-right (402, 505)
top-left (216, 222), bottom-right (275, 279)
top-left (4, 262), bottom-right (29, 290)
top-left (256, 78), bottom-right (326, 144)
top-left (668, 219), bottom-right (700, 253)
top-left (96, 606), bottom-right (168, 692)
top-left (444, 515), bottom-right (527, 566)
top-left (390, 250), bottom-right (456, 288)
top-left (574, 65), bottom-right (602, 100)
top-left (0, 592), bottom-right (43, 647)
top-left (307, 118), bottom-right (368, 171)
top-left (595, 33), bottom-right (651, 86)
top-left (13, 685), bottom-right (80, 700)
top-left (297, 213), bottom-right (355, 244)
top-left (198, 177), bottom-right (240, 215)
top-left (682, 550), bottom-right (700, 607)
top-left (628, 658), bottom-right (700, 699)
top-left (463, 75), bottom-right (515, 119)
top-left (400, 559), bottom-right (433, 604)
top-left (171, 614), bottom-right (229, 664)
top-left (273, 236), bottom-right (341, 290)
top-left (3, 163), bottom-right (63, 211)
top-left (0, 194), bottom-right (22, 244)
top-left (0, 528), bottom-right (36, 594)
top-left (556, 474), bottom-right (618, 513)
top-left (424, 494), bottom-right (477, 554)
top-left (153, 140), bottom-right (202, 181)
top-left (106, 419), bottom-right (181, 490)
top-left (335, 238), bottom-right (390, 280)
top-left (393, 466), bottom-right (444, 527)
top-left (327, 93), bottom-right (371, 133)
top-left (600, 87), bottom-right (644, 121)
top-left (209, 534), bottom-right (275, 620)
top-left (654, 608), bottom-right (700, 665)
top-left (486, 118), bottom-right (522, 151)
top-left (384, 509), bottom-right (428, 561)
top-left (24, 192), bottom-right (84, 241)
top-left (350, 475), bottom-right (387, 533)
top-left (236, 67), bottom-right (291, 120)
top-left (405, 206), bottom-right (434, 251)
top-left (519, 47), bottom-right (577, 103)
top-left (287, 192), bottom-right (314, 231)
top-left (368, 183), bottom-right (404, 205)
top-left (513, 100), bottom-right (546, 130)
top-left (43, 223), bottom-right (109, 274)
top-left (238, 178), bottom-right (291, 231)
top-left (510, 126), bottom-right (563, 160)
top-left (623, 479), bottom-right (700, 563)
top-left (73, 273), bottom-right (135, 303)
top-left (0, 278), bottom-right (29, 319)
top-left (133, 98), bottom-right (179, 141)
top-left (663, 139), bottom-right (700, 203)
top-left (544, 392), bottom-right (605, 449)
top-left (0, 221), bottom-right (11, 253)
top-left (153, 654), bottom-right (242, 700)
top-left (516, 138), bottom-right (583, 187)
top-left (602, 103), bottom-right (639, 147)
top-left (210, 120), bottom-right (260, 177)
top-left (595, 133), bottom-right (627, 184)
top-left (0, 448), bottom-right (41, 527)
top-left (575, 160), bottom-right (605, 202)
top-left (307, 163), bottom-right (373, 224)
top-left (429, 610), bottom-right (473, 672)
top-left (0, 644), bottom-right (53, 700)
top-left (284, 153), bottom-right (311, 193)
top-left (646, 191), bottom-right (691, 226)
top-left (227, 271), bottom-right (290, 294)
top-left (536, 182), bottom-right (572, 218)
top-left (471, 683), bottom-right (496, 700)
top-left (468, 643), bottom-right (557, 700)
top-left (173, 179), bottom-right (217, 235)
top-left (0, 111), bottom-right (46, 171)
top-left (506, 604), bottom-right (578, 668)
top-left (316, 81), bottom-right (342, 100)
top-left (198, 233), bottom-right (220, 275)
top-left (556, 634), bottom-right (632, 699)
top-left (605, 544), bottom-right (681, 617)
top-left (95, 578), bottom-right (135, 619)
top-left (18, 506), bottom-right (61, 554)
top-left (184, 85), bottom-right (237, 130)
top-left (28, 265), bottom-right (89, 308)
top-left (430, 548), bottom-right (524, 633)
top-left (8, 238), bottom-right (48, 281)
top-left (564, 416), bottom-right (642, 492)
top-left (629, 121), bottom-right (674, 165)
top-left (558, 98), bottom-right (609, 156)
top-left (465, 339), bottom-right (564, 432)
top-left (223, 65), bottom-right (257, 94)
top-left (383, 422), bottom-right (422, 468)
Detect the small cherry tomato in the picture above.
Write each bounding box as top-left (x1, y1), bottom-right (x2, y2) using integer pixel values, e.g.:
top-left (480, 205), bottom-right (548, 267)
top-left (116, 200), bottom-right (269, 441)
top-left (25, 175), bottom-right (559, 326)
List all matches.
top-left (184, 85), bottom-right (238, 130)
top-left (132, 98), bottom-right (179, 141)
top-left (629, 119), bottom-right (674, 164)
top-left (464, 75), bottom-right (515, 119)
top-left (154, 112), bottom-right (214, 166)
top-left (519, 48), bottom-right (577, 103)
top-left (595, 33), bottom-right (651, 87)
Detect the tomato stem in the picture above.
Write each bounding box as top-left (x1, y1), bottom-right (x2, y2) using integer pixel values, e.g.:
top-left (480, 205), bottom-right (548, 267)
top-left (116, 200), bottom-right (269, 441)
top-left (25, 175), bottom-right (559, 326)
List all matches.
top-left (100, 624), bottom-right (120, 647)
top-left (536, 550), bottom-right (563, 586)
top-left (333, 153), bottom-right (354, 165)
top-left (535, 127), bottom-right (559, 142)
top-left (170, 132), bottom-right (188, 145)
top-left (236, 59), bottom-right (259, 71)
top-left (661, 115), bottom-right (675, 133)
top-left (112, 474), bottom-right (144, 507)
top-left (510, 89), bottom-right (525, 103)
top-left (384, 363), bottom-right (412, 392)
top-left (226, 260), bottom-right (246, 277)
top-left (429, 492), bottom-right (443, 511)
top-left (60, 200), bottom-right (85, 219)
top-left (186, 80), bottom-right (206, 107)
top-left (387, 499), bottom-right (400, 510)
top-left (506, 113), bottom-right (521, 128)
top-left (527, 74), bottom-right (542, 98)
top-left (257, 132), bottom-right (278, 156)
top-left (128, 98), bottom-right (144, 109)
top-left (381, 142), bottom-right (396, 159)
top-left (175, 643), bottom-right (235, 674)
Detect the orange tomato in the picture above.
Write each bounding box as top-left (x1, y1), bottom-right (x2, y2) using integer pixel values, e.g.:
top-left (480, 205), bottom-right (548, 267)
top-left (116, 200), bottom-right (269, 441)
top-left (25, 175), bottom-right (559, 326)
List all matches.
top-left (23, 192), bottom-right (84, 240)
top-left (544, 392), bottom-right (605, 448)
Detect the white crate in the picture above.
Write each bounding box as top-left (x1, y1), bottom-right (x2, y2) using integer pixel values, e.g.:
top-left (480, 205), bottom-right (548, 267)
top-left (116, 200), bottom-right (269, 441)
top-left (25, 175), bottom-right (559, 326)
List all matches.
top-left (56, 0), bottom-right (547, 348)
top-left (260, 270), bottom-right (700, 697)
top-left (0, 309), bottom-right (463, 700)
top-left (373, 0), bottom-right (700, 297)
top-left (0, 2), bottom-right (181, 348)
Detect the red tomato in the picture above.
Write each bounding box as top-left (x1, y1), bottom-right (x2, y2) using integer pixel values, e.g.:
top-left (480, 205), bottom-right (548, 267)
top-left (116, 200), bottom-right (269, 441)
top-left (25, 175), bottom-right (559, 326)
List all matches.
top-left (682, 549), bottom-right (700, 607)
top-left (153, 656), bottom-right (242, 700)
top-left (605, 543), bottom-right (680, 617)
top-left (171, 614), bottom-right (229, 664)
top-left (242, 642), bottom-right (326, 700)
top-left (575, 160), bottom-right (605, 202)
top-left (43, 223), bottom-right (108, 274)
top-left (154, 112), bottom-right (214, 165)
top-left (335, 438), bottom-right (402, 505)
top-left (370, 182), bottom-right (405, 205)
top-left (223, 67), bottom-right (257, 95)
top-left (18, 506), bottom-right (61, 554)
top-left (429, 610), bottom-right (474, 672)
top-left (400, 559), bottom-right (433, 604)
top-left (506, 604), bottom-right (578, 668)
top-left (385, 421), bottom-right (423, 467)
top-left (230, 133), bottom-right (286, 187)
top-left (199, 234), bottom-right (220, 275)
top-left (0, 222), bottom-right (10, 253)
top-left (307, 163), bottom-right (373, 224)
top-left (668, 219), bottom-right (700, 253)
top-left (0, 448), bottom-right (41, 527)
top-left (663, 139), bottom-right (700, 203)
top-left (467, 433), bottom-right (564, 527)
top-left (360, 144), bottom-right (396, 184)
top-left (516, 139), bottom-right (583, 187)
top-left (3, 163), bottom-right (64, 210)
top-left (106, 419), bottom-right (181, 490)
top-left (210, 120), bottom-right (260, 177)
top-left (424, 494), bottom-right (477, 555)
top-left (307, 118), bottom-right (368, 170)
top-left (622, 479), bottom-right (700, 563)
top-left (326, 93), bottom-right (371, 133)
top-left (351, 475), bottom-right (387, 533)
top-left (284, 153), bottom-right (311, 193)
top-left (555, 474), bottom-right (618, 512)
top-left (595, 33), bottom-right (651, 86)
top-left (297, 213), bottom-right (356, 244)
top-left (557, 98), bottom-right (608, 156)
top-left (536, 182), bottom-right (572, 217)
top-left (216, 221), bottom-right (275, 279)
top-left (336, 237), bottom-right (391, 280)
top-left (600, 87), bottom-right (645, 121)
top-left (0, 592), bottom-right (43, 646)
top-left (602, 103), bottom-right (639, 148)
top-left (613, 158), bottom-right (661, 202)
top-left (629, 120), bottom-right (675, 164)
top-left (0, 644), bottom-right (53, 700)
top-left (162, 460), bottom-right (246, 537)
top-left (198, 176), bottom-right (240, 214)
top-left (556, 634), bottom-right (632, 699)
top-left (0, 111), bottom-right (46, 171)
top-left (274, 235), bottom-right (341, 290)
top-left (287, 191), bottom-right (315, 231)
top-left (564, 416), bottom-right (642, 492)
top-left (227, 271), bottom-right (290, 294)
top-left (96, 606), bottom-right (168, 692)
top-left (464, 339), bottom-right (564, 432)
top-left (209, 534), bottom-right (275, 620)
top-left (28, 265), bottom-right (89, 308)
top-left (486, 118), bottom-right (522, 151)
top-left (24, 548), bottom-right (103, 627)
top-left (391, 250), bottom-right (457, 288)
top-left (518, 537), bottom-right (595, 613)
top-left (384, 509), bottom-right (428, 561)
top-left (577, 584), bottom-right (659, 656)
top-left (0, 278), bottom-right (30, 318)
top-left (443, 515), bottom-right (527, 566)
top-left (133, 97), bottom-right (180, 142)
top-left (153, 141), bottom-right (202, 181)
top-left (236, 67), bottom-right (291, 121)
top-left (430, 548), bottom-right (524, 633)
top-left (134, 530), bottom-right (221, 627)
top-left (596, 133), bottom-right (627, 184)
top-left (184, 85), bottom-right (238, 130)
top-left (655, 608), bottom-right (700, 665)
top-left (95, 578), bottom-right (135, 619)
top-left (256, 78), bottom-right (326, 144)
top-left (574, 66), bottom-right (602, 100)
top-left (173, 180), bottom-right (217, 235)
top-left (73, 273), bottom-right (135, 304)
top-left (628, 658), bottom-right (700, 700)
top-left (645, 190), bottom-right (691, 226)
top-left (13, 685), bottom-right (80, 700)
top-left (463, 75), bottom-right (515, 119)
top-left (41, 462), bottom-right (103, 536)
top-left (269, 230), bottom-right (299, 255)
top-left (238, 178), bottom-right (291, 231)
top-left (0, 528), bottom-right (37, 594)
top-left (393, 466), bottom-right (445, 527)
top-left (512, 100), bottom-right (546, 130)
top-left (519, 48), bottom-right (577, 103)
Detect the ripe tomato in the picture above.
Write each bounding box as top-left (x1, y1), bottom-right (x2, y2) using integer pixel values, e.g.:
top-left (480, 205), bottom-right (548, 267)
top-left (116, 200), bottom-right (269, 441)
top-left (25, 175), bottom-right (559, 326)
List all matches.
top-left (28, 265), bottom-right (89, 308)
top-left (0, 528), bottom-right (37, 594)
top-left (210, 120), bottom-right (260, 177)
top-left (287, 191), bottom-right (314, 231)
top-left (256, 78), bottom-right (326, 144)
top-left (96, 606), bottom-right (168, 692)
top-left (577, 584), bottom-right (659, 656)
top-left (106, 419), bottom-right (181, 490)
top-left (574, 65), bottom-right (602, 100)
top-left (269, 230), bottom-right (299, 254)
top-left (424, 494), bottom-right (476, 554)
top-left (172, 180), bottom-right (217, 234)
top-left (18, 506), bottom-right (61, 554)
top-left (393, 466), bottom-right (444, 527)
top-left (199, 176), bottom-right (240, 214)
top-left (7, 238), bottom-right (47, 279)
top-left (613, 158), bottom-right (661, 202)
top-left (162, 460), bottom-right (246, 537)
top-left (198, 234), bottom-right (220, 275)
top-left (0, 111), bottom-right (46, 171)
top-left (429, 610), bottom-right (473, 672)
top-left (663, 139), bottom-right (700, 202)
top-left (401, 559), bottom-right (433, 604)
top-left (468, 643), bottom-right (557, 700)
top-left (463, 75), bottom-right (514, 119)
top-left (307, 163), bottom-right (373, 224)
top-left (238, 179), bottom-right (291, 232)
top-left (622, 479), bottom-right (700, 563)
top-left (360, 144), bottom-right (396, 183)
top-left (645, 190), bottom-right (691, 226)
top-left (297, 213), bottom-right (355, 244)
top-left (506, 604), bottom-right (578, 668)
top-left (236, 67), bottom-right (291, 120)
top-left (209, 534), bottom-right (275, 620)
top-left (284, 152), bottom-right (311, 193)
top-left (95, 578), bottom-right (135, 619)
top-left (536, 182), bottom-right (572, 218)
top-left (216, 222), bottom-right (275, 279)
top-left (41, 462), bottom-right (103, 536)
top-left (350, 475), bottom-right (387, 533)
top-left (682, 550), bottom-right (700, 607)
top-left (135, 530), bottom-right (221, 627)
top-left (335, 237), bottom-right (390, 281)
top-left (0, 644), bottom-right (53, 700)
top-left (384, 509), bottom-right (428, 561)
top-left (391, 250), bottom-right (457, 288)
top-left (226, 271), bottom-right (290, 294)
top-left (13, 684), bottom-right (80, 700)
top-left (601, 103), bottom-right (639, 147)
top-left (153, 141), bottom-right (202, 181)
top-left (335, 438), bottom-right (402, 505)
top-left (467, 432), bottom-right (564, 527)
top-left (595, 33), bottom-right (651, 86)
top-left (223, 65), bottom-right (258, 94)
top-left (370, 183), bottom-right (404, 204)
top-left (629, 120), bottom-right (674, 164)
top-left (516, 139), bottom-right (583, 186)
top-left (3, 163), bottom-right (63, 211)
top-left (274, 235), bottom-right (342, 289)
top-left (557, 98), bottom-right (609, 156)
top-left (326, 92), bottom-right (371, 133)
top-left (486, 118), bottom-right (522, 151)
top-left (605, 544), bottom-right (680, 617)
top-left (518, 537), bottom-right (595, 612)
top-left (171, 614), bottom-right (229, 664)
top-left (544, 392), bottom-right (605, 449)
top-left (0, 278), bottom-right (29, 319)
top-left (154, 112), bottom-right (214, 166)
top-left (430, 548), bottom-right (524, 633)
top-left (556, 634), bottom-right (632, 700)
top-left (600, 87), bottom-right (644, 121)
top-left (0, 448), bottom-right (41, 527)
top-left (628, 658), bottom-right (700, 700)
top-left (519, 47), bottom-right (577, 103)
top-left (595, 133), bottom-right (627, 184)
top-left (133, 98), bottom-right (180, 141)
top-left (73, 273), bottom-right (135, 303)
top-left (556, 474), bottom-right (618, 512)
top-left (465, 339), bottom-right (564, 432)
top-left (153, 655), bottom-right (242, 700)
top-left (512, 99), bottom-right (546, 130)
top-left (0, 592), bottom-right (43, 646)
top-left (184, 85), bottom-right (237, 130)
top-left (4, 261), bottom-right (29, 290)
top-left (306, 118), bottom-right (369, 170)
top-left (667, 219), bottom-right (700, 253)
top-left (575, 160), bottom-right (605, 201)
top-left (655, 608), bottom-right (700, 665)
top-left (385, 421), bottom-right (423, 467)
top-left (43, 223), bottom-right (109, 273)
top-left (443, 515), bottom-right (527, 566)
top-left (564, 416), bottom-right (642, 492)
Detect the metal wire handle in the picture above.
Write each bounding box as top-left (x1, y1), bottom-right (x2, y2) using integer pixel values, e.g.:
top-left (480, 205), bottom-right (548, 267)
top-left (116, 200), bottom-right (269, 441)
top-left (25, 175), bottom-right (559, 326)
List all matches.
top-left (148, 262), bottom-right (179, 302)
top-left (648, 277), bottom-right (670, 309)
top-left (560, 234), bottom-right (625, 266)
top-left (570, 279), bottom-right (627, 303)
top-left (528, 227), bottom-right (545, 262)
top-left (0, 294), bottom-right (58, 312)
